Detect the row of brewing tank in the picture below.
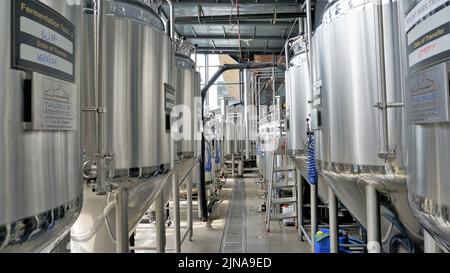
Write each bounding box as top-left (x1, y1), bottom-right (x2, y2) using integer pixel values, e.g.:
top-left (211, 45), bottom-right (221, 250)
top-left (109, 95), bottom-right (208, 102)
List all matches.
top-left (281, 0), bottom-right (450, 252)
top-left (0, 0), bottom-right (200, 252)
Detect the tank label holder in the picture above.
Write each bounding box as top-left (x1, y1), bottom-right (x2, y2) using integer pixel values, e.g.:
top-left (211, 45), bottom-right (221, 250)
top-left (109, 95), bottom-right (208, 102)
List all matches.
top-left (405, 1), bottom-right (450, 124)
top-left (406, 1), bottom-right (450, 73)
top-left (25, 72), bottom-right (77, 131)
top-left (11, 0), bottom-right (75, 83)
top-left (406, 61), bottom-right (450, 125)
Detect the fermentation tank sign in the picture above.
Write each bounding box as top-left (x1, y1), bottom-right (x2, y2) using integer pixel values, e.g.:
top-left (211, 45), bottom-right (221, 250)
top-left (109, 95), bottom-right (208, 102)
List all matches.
top-left (405, 0), bottom-right (450, 73)
top-left (11, 0), bottom-right (76, 82)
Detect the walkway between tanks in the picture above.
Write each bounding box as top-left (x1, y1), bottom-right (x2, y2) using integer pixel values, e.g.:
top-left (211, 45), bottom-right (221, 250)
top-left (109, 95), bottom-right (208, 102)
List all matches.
top-left (134, 177), bottom-right (310, 253)
top-left (223, 177), bottom-right (310, 253)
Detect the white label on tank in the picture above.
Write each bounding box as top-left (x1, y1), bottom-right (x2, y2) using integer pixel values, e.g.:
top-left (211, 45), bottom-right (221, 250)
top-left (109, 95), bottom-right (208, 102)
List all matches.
top-left (20, 43), bottom-right (73, 76)
top-left (20, 16), bottom-right (73, 54)
top-left (407, 5), bottom-right (450, 44)
top-left (408, 33), bottom-right (450, 67)
top-left (405, 0), bottom-right (448, 32)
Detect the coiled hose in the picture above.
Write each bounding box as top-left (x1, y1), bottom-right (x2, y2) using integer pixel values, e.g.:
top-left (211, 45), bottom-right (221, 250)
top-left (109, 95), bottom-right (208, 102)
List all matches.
top-left (307, 132), bottom-right (318, 185)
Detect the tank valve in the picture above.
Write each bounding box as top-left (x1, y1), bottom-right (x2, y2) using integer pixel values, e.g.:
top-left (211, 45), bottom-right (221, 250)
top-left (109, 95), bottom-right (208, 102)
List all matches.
top-left (83, 160), bottom-right (98, 181)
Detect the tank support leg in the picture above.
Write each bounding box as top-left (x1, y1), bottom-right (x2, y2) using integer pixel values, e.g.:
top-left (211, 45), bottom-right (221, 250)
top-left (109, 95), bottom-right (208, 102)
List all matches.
top-left (156, 195), bottom-right (166, 253)
top-left (328, 188), bottom-right (338, 253)
top-left (296, 170), bottom-right (304, 241)
top-left (172, 168), bottom-right (181, 253)
top-left (116, 187), bottom-right (129, 253)
top-left (311, 184), bottom-right (318, 253)
top-left (424, 230), bottom-right (443, 253)
top-left (366, 184), bottom-right (381, 253)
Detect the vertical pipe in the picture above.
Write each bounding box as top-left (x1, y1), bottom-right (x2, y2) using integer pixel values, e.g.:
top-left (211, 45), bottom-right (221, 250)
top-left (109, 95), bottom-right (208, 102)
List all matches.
top-left (305, 0), bottom-right (312, 68)
top-left (155, 195), bottom-right (166, 253)
top-left (285, 40), bottom-right (290, 70)
top-left (164, 0), bottom-right (175, 40)
top-left (424, 230), bottom-right (443, 253)
top-left (95, 0), bottom-right (107, 194)
top-left (328, 188), bottom-right (338, 253)
top-left (305, 0), bottom-right (314, 106)
top-left (374, 0), bottom-right (390, 157)
top-left (198, 144), bottom-right (208, 221)
top-left (310, 184), bottom-right (318, 253)
top-left (197, 160), bottom-right (202, 219)
top-left (116, 187), bottom-right (129, 253)
top-left (299, 17), bottom-right (304, 35)
top-left (187, 163), bottom-right (194, 240)
top-left (231, 153), bottom-right (235, 177)
top-left (272, 66), bottom-right (276, 103)
top-left (366, 184), bottom-right (381, 253)
top-left (244, 69), bottom-right (251, 160)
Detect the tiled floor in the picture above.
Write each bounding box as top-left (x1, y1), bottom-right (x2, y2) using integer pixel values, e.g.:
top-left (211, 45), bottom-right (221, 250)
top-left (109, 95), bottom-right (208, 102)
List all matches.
top-left (135, 177), bottom-right (310, 253)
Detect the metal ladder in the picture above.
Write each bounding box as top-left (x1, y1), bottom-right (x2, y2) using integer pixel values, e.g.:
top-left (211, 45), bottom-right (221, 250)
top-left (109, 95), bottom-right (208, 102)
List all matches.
top-left (265, 151), bottom-right (297, 232)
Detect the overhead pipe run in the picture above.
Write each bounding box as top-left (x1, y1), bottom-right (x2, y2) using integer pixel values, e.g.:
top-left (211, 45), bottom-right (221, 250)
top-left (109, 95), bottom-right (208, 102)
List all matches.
top-left (165, 0), bottom-right (175, 40)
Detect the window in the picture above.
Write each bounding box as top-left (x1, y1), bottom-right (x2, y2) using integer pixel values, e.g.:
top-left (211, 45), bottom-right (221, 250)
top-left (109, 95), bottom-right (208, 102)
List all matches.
top-left (193, 54), bottom-right (241, 111)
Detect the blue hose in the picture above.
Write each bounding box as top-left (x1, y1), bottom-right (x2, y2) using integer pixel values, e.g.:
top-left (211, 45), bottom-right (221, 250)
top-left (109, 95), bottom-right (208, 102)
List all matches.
top-left (307, 133), bottom-right (318, 185)
top-left (205, 142), bottom-right (212, 172)
top-left (383, 212), bottom-right (416, 253)
top-left (215, 141), bottom-right (221, 164)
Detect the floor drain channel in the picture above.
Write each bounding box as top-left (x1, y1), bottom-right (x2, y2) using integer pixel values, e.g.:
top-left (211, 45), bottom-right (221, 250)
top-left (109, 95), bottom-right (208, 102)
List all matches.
top-left (220, 179), bottom-right (246, 253)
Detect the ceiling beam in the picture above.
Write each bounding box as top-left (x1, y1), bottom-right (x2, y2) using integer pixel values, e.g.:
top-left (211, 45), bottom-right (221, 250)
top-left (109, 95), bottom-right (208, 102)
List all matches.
top-left (184, 35), bottom-right (288, 41)
top-left (178, 21), bottom-right (296, 26)
top-left (196, 46), bottom-right (282, 54)
top-left (175, 12), bottom-right (305, 24)
top-left (173, 0), bottom-right (303, 5)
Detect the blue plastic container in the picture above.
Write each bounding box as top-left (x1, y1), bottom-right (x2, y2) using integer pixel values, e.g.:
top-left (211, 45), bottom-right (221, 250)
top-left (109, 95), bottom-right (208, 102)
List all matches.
top-left (314, 229), bottom-right (348, 253)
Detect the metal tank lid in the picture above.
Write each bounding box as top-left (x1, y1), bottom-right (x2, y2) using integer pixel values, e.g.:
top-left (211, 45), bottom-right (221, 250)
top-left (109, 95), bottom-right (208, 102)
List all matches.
top-left (175, 39), bottom-right (197, 70)
top-left (322, 0), bottom-right (374, 23)
top-left (105, 0), bottom-right (164, 31)
top-left (290, 36), bottom-right (307, 56)
top-left (175, 39), bottom-right (196, 57)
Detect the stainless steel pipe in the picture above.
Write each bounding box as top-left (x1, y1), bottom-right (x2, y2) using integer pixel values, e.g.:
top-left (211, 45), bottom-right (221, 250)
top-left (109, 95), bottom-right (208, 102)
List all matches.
top-left (165, 0), bottom-right (175, 40)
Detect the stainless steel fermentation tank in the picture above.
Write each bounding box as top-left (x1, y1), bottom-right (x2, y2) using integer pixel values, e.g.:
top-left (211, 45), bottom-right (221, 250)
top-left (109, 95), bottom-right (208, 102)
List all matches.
top-left (224, 104), bottom-right (244, 156)
top-left (224, 104), bottom-right (236, 156)
top-left (174, 40), bottom-right (201, 158)
top-left (286, 37), bottom-right (311, 158)
top-left (398, 0), bottom-right (450, 252)
top-left (82, 0), bottom-right (172, 175)
top-left (0, 0), bottom-right (83, 252)
top-left (285, 35), bottom-right (329, 202)
top-left (312, 0), bottom-right (422, 251)
top-left (174, 40), bottom-right (201, 190)
top-left (71, 0), bottom-right (176, 252)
